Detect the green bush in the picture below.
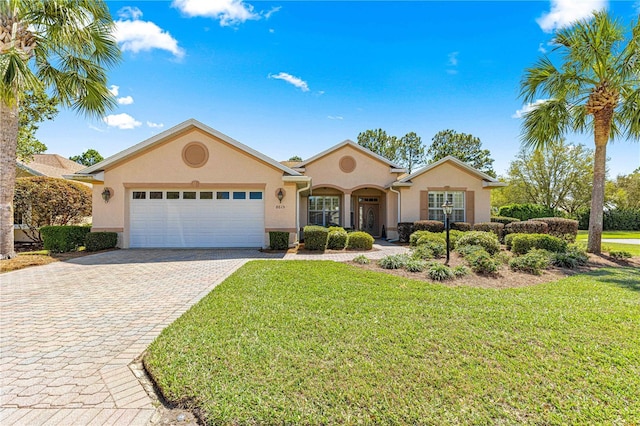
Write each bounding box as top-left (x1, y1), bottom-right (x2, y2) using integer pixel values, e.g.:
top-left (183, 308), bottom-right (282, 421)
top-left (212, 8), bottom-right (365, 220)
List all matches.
top-left (405, 259), bottom-right (428, 273)
top-left (505, 220), bottom-right (549, 237)
top-left (413, 220), bottom-right (444, 233)
top-left (511, 233), bottom-right (568, 255)
top-left (397, 222), bottom-right (414, 243)
top-left (352, 255), bottom-right (370, 264)
top-left (452, 265), bottom-right (470, 277)
top-left (609, 250), bottom-right (632, 260)
top-left (473, 222), bottom-right (504, 239)
top-left (409, 230), bottom-right (443, 246)
top-left (327, 229), bottom-right (348, 250)
top-left (575, 208), bottom-right (640, 231)
top-left (450, 222), bottom-right (471, 232)
top-left (498, 203), bottom-right (557, 221)
top-left (509, 249), bottom-right (550, 275)
top-left (550, 246), bottom-right (588, 269)
top-left (85, 232), bottom-right (118, 252)
top-left (379, 254), bottom-right (410, 269)
top-left (40, 225), bottom-right (91, 253)
top-left (269, 231), bottom-right (290, 250)
top-left (491, 216), bottom-right (521, 225)
top-left (445, 229), bottom-right (465, 248)
top-left (347, 232), bottom-right (374, 250)
top-left (534, 217), bottom-right (579, 242)
top-left (455, 231), bottom-right (500, 255)
top-left (466, 249), bottom-right (500, 275)
top-left (504, 233), bottom-right (523, 251)
top-left (411, 245), bottom-right (435, 260)
top-left (457, 244), bottom-right (485, 259)
top-left (303, 226), bottom-right (328, 251)
top-left (427, 263), bottom-right (454, 281)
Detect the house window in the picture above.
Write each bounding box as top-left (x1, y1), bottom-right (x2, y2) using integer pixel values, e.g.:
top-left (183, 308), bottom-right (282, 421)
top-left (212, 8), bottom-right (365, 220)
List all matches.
top-left (217, 191), bottom-right (230, 200)
top-left (150, 191), bottom-right (163, 199)
top-left (200, 192), bottom-right (213, 199)
top-left (249, 192), bottom-right (263, 200)
top-left (132, 191), bottom-right (146, 199)
top-left (308, 196), bottom-right (340, 227)
top-left (167, 191), bottom-right (180, 199)
top-left (428, 191), bottom-right (465, 222)
top-left (233, 191), bottom-right (246, 200)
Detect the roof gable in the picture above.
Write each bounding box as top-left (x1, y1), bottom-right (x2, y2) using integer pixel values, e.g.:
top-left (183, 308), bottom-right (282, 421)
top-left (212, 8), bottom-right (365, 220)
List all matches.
top-left (297, 140), bottom-right (403, 170)
top-left (397, 156), bottom-right (504, 186)
top-left (17, 154), bottom-right (84, 178)
top-left (79, 119), bottom-right (301, 176)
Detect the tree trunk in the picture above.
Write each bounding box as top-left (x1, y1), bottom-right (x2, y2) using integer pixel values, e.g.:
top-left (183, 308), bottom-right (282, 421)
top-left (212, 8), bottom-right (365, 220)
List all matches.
top-left (1, 100), bottom-right (19, 259)
top-left (587, 113), bottom-right (611, 254)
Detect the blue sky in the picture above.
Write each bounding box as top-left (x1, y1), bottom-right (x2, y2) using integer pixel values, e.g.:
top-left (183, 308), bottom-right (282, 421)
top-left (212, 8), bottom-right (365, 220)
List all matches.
top-left (37, 0), bottom-right (640, 176)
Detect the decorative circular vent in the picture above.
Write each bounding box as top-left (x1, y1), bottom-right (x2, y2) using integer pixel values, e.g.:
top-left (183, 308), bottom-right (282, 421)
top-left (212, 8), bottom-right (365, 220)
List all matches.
top-left (339, 155), bottom-right (356, 173)
top-left (182, 142), bottom-right (209, 168)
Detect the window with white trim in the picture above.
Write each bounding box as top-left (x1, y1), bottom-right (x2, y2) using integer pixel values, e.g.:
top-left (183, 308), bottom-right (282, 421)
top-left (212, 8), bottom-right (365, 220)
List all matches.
top-left (308, 196), bottom-right (340, 227)
top-left (428, 191), bottom-right (465, 222)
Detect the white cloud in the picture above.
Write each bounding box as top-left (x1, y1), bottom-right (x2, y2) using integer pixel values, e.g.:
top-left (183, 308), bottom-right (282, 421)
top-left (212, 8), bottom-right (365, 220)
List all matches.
top-left (172, 0), bottom-right (271, 26)
top-left (114, 9), bottom-right (185, 58)
top-left (146, 121), bottom-right (164, 128)
top-left (538, 43), bottom-right (547, 54)
top-left (327, 115), bottom-right (343, 120)
top-left (264, 6), bottom-right (281, 19)
top-left (103, 113), bottom-right (142, 129)
top-left (537, 0), bottom-right (607, 33)
top-left (117, 96), bottom-right (134, 105)
top-left (118, 6), bottom-right (143, 20)
top-left (269, 72), bottom-right (309, 92)
top-left (108, 85), bottom-right (119, 96)
top-left (448, 51), bottom-right (459, 67)
top-left (88, 124), bottom-right (106, 133)
top-left (512, 99), bottom-right (550, 118)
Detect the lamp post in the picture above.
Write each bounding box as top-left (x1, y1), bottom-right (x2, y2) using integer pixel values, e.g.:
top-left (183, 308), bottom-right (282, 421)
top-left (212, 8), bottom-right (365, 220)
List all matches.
top-left (442, 200), bottom-right (453, 266)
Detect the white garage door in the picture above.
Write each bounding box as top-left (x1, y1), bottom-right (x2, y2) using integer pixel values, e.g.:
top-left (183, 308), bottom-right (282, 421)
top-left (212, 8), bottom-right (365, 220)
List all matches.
top-left (129, 189), bottom-right (264, 248)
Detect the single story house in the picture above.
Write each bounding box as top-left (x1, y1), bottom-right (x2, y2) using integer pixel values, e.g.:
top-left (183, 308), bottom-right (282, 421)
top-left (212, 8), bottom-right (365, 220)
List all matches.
top-left (68, 119), bottom-right (505, 248)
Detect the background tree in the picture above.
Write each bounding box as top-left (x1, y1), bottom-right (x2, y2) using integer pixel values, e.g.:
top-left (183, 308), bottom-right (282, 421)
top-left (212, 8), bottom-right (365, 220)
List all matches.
top-left (397, 132), bottom-right (425, 174)
top-left (426, 129), bottom-right (496, 177)
top-left (356, 129), bottom-right (399, 163)
top-left (1, 0), bottom-right (120, 259)
top-left (17, 88), bottom-right (58, 161)
top-left (495, 140), bottom-right (594, 215)
top-left (70, 149), bottom-right (104, 167)
top-left (606, 169), bottom-right (640, 209)
top-left (14, 177), bottom-right (92, 243)
top-left (288, 155), bottom-right (302, 162)
top-left (519, 11), bottom-right (639, 253)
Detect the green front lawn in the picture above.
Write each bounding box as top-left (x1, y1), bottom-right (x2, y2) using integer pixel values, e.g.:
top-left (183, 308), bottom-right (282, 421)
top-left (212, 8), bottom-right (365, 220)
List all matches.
top-left (576, 230), bottom-right (640, 256)
top-left (577, 230), bottom-right (640, 240)
top-left (144, 261), bottom-right (640, 425)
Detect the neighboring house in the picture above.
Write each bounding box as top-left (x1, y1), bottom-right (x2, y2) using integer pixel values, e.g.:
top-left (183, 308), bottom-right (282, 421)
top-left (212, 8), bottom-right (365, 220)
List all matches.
top-left (68, 119), bottom-right (505, 249)
top-left (14, 154), bottom-right (89, 243)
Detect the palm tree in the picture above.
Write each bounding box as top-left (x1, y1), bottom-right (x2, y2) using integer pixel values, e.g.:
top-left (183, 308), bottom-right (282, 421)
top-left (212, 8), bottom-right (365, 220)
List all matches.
top-left (519, 10), bottom-right (639, 254)
top-left (1, 0), bottom-right (120, 259)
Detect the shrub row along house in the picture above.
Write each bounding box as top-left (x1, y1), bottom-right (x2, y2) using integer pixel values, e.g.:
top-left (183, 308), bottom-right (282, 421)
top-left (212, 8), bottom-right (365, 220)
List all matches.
top-left (67, 119), bottom-right (505, 248)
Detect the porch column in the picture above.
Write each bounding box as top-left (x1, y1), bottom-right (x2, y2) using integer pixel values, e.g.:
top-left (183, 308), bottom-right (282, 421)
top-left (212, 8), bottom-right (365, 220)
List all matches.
top-left (343, 192), bottom-right (352, 229)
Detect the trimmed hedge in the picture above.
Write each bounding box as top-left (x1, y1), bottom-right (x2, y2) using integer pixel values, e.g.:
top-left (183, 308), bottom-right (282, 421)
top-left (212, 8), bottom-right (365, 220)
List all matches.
top-left (473, 222), bottom-right (504, 239)
top-left (505, 220), bottom-right (549, 235)
top-left (347, 232), bottom-right (374, 250)
top-left (510, 233), bottom-right (568, 255)
top-left (40, 225), bottom-right (91, 253)
top-left (413, 220), bottom-right (444, 233)
top-left (303, 226), bottom-right (328, 251)
top-left (269, 231), bottom-right (290, 250)
top-left (327, 228), bottom-right (348, 250)
top-left (504, 233), bottom-right (523, 251)
top-left (455, 231), bottom-right (500, 255)
top-left (498, 203), bottom-right (557, 221)
top-left (491, 216), bottom-right (521, 225)
top-left (575, 207), bottom-right (640, 231)
top-left (534, 217), bottom-right (578, 242)
top-left (450, 222), bottom-right (471, 232)
top-left (85, 232), bottom-right (118, 252)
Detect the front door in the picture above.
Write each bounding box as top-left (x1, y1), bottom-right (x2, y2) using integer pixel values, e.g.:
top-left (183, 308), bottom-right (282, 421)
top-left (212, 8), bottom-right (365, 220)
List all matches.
top-left (359, 202), bottom-right (379, 236)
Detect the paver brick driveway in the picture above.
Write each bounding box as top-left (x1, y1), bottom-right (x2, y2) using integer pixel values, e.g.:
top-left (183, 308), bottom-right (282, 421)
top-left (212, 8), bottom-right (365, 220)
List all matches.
top-left (0, 249), bottom-right (282, 425)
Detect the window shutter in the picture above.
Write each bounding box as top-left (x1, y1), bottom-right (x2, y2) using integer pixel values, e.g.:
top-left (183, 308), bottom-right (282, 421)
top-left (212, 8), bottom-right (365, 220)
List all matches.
top-left (420, 191), bottom-right (428, 220)
top-left (465, 191), bottom-right (475, 224)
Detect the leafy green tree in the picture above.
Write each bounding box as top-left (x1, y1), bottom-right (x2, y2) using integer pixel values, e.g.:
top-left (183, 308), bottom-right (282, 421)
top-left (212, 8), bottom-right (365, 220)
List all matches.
top-left (397, 132), bottom-right (425, 174)
top-left (426, 129), bottom-right (496, 177)
top-left (70, 149), bottom-right (104, 167)
top-left (356, 129), bottom-right (399, 163)
top-left (17, 88), bottom-right (58, 161)
top-left (607, 170), bottom-right (640, 209)
top-left (13, 177), bottom-right (92, 243)
top-left (519, 11), bottom-right (639, 253)
top-left (288, 155), bottom-right (302, 162)
top-left (499, 140), bottom-right (594, 215)
top-left (0, 0), bottom-right (120, 259)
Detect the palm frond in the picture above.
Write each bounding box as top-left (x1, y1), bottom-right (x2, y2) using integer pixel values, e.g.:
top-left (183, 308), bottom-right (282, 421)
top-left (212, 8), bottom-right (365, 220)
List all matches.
top-left (520, 99), bottom-right (572, 150)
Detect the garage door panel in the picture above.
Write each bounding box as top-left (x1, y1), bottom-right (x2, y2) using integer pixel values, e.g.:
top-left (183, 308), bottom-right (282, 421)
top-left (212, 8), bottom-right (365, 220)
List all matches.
top-left (129, 189), bottom-right (265, 248)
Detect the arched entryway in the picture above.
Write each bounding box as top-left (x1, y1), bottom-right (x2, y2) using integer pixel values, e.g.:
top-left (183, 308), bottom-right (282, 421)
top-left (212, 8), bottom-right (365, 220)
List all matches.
top-left (352, 187), bottom-right (386, 237)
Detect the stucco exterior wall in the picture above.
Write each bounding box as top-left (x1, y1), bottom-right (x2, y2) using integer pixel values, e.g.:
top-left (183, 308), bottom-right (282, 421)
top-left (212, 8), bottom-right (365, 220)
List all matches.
top-left (91, 128), bottom-right (296, 247)
top-left (399, 162), bottom-right (492, 224)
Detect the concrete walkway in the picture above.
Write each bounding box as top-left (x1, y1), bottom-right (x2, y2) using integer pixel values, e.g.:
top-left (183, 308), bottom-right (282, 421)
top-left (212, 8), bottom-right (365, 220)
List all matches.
top-left (0, 243), bottom-right (408, 425)
top-left (601, 238), bottom-right (639, 245)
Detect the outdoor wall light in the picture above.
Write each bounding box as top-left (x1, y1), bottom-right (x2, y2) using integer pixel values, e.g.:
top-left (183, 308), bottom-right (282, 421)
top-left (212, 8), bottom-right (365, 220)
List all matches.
top-left (102, 187), bottom-right (113, 203)
top-left (277, 188), bottom-right (285, 203)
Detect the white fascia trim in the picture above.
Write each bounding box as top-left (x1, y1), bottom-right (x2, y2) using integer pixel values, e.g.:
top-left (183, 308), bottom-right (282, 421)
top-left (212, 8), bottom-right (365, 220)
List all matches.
top-left (388, 182), bottom-right (413, 188)
top-left (390, 168), bottom-right (407, 173)
top-left (63, 174), bottom-right (104, 183)
top-left (483, 181), bottom-right (508, 187)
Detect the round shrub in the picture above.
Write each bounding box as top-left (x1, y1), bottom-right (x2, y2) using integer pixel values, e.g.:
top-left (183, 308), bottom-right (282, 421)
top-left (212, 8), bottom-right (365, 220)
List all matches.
top-left (491, 216), bottom-right (521, 225)
top-left (509, 249), bottom-right (550, 275)
top-left (85, 232), bottom-right (118, 252)
top-left (498, 203), bottom-right (557, 221)
top-left (504, 233), bottom-right (524, 251)
top-left (413, 220), bottom-right (444, 233)
top-left (411, 245), bottom-right (435, 260)
top-left (427, 263), bottom-right (454, 281)
top-left (550, 244), bottom-right (588, 268)
top-left (405, 258), bottom-right (427, 272)
top-left (352, 255), bottom-right (370, 264)
top-left (452, 265), bottom-right (470, 277)
top-left (466, 249), bottom-right (500, 275)
top-left (409, 230), bottom-right (441, 246)
top-left (609, 250), bottom-right (632, 260)
top-left (40, 225), bottom-right (91, 253)
top-left (473, 222), bottom-right (504, 239)
top-left (379, 254), bottom-right (410, 269)
top-left (505, 220), bottom-right (549, 235)
top-left (511, 234), bottom-right (567, 255)
top-left (303, 226), bottom-right (329, 251)
top-left (327, 229), bottom-right (348, 250)
top-left (443, 229), bottom-right (465, 248)
top-left (457, 244), bottom-right (485, 258)
top-left (269, 231), bottom-right (289, 250)
top-left (455, 231), bottom-right (500, 255)
top-left (420, 241), bottom-right (446, 258)
top-left (347, 232), bottom-right (374, 250)
top-left (450, 222), bottom-right (471, 232)
top-left (415, 232), bottom-right (445, 245)
top-left (534, 217), bottom-right (579, 242)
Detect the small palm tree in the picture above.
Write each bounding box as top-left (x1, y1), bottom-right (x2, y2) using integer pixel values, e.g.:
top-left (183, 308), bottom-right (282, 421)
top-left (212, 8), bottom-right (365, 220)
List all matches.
top-left (1, 0), bottom-right (120, 259)
top-left (519, 11), bottom-right (639, 254)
